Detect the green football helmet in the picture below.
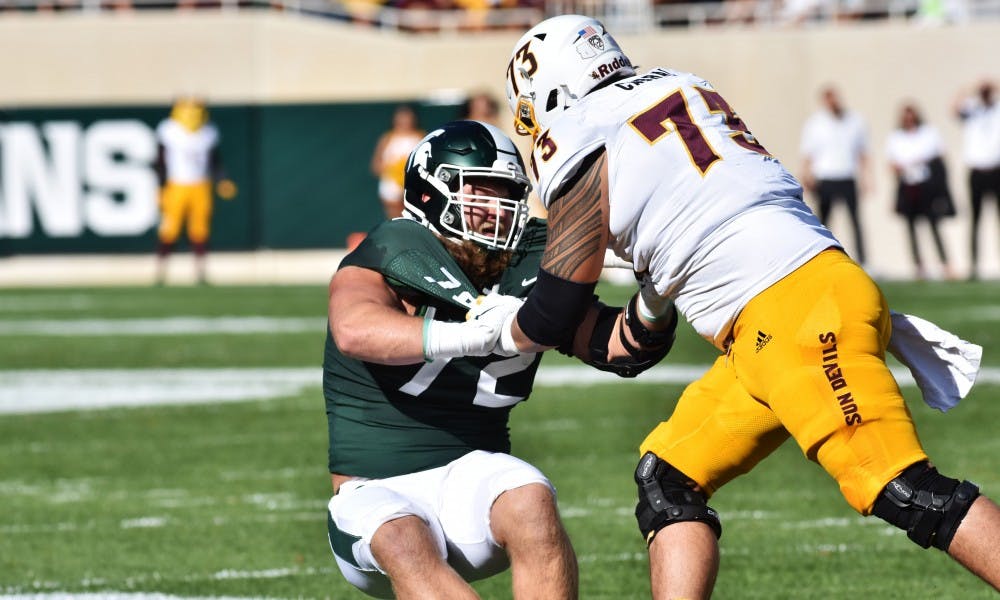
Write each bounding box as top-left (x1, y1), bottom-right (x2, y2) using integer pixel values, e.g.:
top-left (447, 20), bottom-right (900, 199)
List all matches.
top-left (403, 120), bottom-right (532, 251)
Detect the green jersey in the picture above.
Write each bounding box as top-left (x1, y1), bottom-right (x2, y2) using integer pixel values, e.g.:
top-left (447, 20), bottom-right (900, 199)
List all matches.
top-left (324, 217), bottom-right (547, 479)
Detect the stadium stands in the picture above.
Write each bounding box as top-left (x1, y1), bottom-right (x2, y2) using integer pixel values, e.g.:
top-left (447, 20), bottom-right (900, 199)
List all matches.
top-left (3, 0), bottom-right (999, 30)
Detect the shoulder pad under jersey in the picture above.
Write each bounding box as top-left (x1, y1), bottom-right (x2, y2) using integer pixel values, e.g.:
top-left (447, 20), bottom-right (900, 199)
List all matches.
top-left (340, 219), bottom-right (479, 310)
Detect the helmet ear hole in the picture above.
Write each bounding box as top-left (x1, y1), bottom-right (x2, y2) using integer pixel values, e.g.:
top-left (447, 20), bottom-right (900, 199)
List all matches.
top-left (545, 89), bottom-right (559, 112)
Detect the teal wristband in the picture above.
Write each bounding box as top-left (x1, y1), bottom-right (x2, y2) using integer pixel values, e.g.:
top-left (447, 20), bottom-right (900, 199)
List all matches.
top-left (638, 293), bottom-right (672, 323)
top-left (421, 315), bottom-right (433, 362)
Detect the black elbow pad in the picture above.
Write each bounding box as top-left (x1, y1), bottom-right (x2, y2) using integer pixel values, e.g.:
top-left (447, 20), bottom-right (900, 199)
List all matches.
top-left (583, 300), bottom-right (674, 378)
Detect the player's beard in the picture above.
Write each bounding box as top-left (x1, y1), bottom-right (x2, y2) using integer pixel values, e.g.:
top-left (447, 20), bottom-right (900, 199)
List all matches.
top-left (441, 237), bottom-right (513, 292)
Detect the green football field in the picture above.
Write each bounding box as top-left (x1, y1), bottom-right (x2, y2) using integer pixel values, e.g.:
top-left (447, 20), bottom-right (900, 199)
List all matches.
top-left (0, 280), bottom-right (997, 599)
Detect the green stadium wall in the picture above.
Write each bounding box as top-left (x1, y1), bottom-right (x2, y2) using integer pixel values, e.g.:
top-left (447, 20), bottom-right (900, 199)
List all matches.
top-left (1, 13), bottom-right (999, 276)
top-left (0, 101), bottom-right (459, 255)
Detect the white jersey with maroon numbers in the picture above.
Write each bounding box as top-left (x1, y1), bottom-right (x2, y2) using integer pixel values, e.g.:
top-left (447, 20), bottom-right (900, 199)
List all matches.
top-left (530, 68), bottom-right (840, 349)
top-left (156, 119), bottom-right (220, 185)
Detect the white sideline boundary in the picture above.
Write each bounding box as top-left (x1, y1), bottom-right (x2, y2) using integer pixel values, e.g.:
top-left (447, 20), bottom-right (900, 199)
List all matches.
top-left (0, 250), bottom-right (350, 287)
top-left (1, 365), bottom-right (998, 414)
top-left (4, 249), bottom-right (635, 287)
top-left (3, 592), bottom-right (290, 599)
top-left (5, 249), bottom-right (990, 288)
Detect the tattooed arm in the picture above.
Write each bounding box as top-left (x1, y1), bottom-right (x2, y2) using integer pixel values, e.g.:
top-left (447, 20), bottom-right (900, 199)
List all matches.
top-left (506, 150), bottom-right (611, 354)
top-left (503, 149), bottom-right (675, 375)
top-left (538, 151), bottom-right (610, 283)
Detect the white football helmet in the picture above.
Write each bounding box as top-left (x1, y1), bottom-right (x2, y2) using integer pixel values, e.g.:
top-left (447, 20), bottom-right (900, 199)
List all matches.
top-left (505, 15), bottom-right (635, 138)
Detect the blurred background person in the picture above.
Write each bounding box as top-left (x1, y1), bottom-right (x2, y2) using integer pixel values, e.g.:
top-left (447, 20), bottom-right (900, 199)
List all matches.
top-left (800, 85), bottom-right (870, 267)
top-left (953, 79), bottom-right (1000, 280)
top-left (886, 102), bottom-right (956, 280)
top-left (459, 90), bottom-right (500, 126)
top-left (370, 103), bottom-right (424, 219)
top-left (154, 96), bottom-right (237, 286)
top-left (456, 89), bottom-right (552, 229)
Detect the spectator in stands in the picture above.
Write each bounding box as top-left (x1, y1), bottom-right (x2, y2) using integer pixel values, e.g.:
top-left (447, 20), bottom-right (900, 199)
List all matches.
top-left (457, 90), bottom-right (547, 220)
top-left (780, 0), bottom-right (831, 24)
top-left (953, 79), bottom-right (1000, 280)
top-left (459, 91), bottom-right (501, 126)
top-left (370, 104), bottom-right (425, 219)
top-left (390, 0), bottom-right (455, 33)
top-left (340, 0), bottom-right (388, 26)
top-left (886, 102), bottom-right (956, 280)
top-left (453, 0), bottom-right (522, 30)
top-left (800, 85), bottom-right (870, 267)
top-left (780, 0), bottom-right (866, 23)
top-left (154, 96), bottom-right (237, 286)
top-left (723, 0), bottom-right (759, 25)
top-left (917, 0), bottom-right (970, 24)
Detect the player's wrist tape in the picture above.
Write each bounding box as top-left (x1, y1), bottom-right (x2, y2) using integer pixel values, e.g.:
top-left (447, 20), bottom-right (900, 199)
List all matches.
top-left (624, 293), bottom-right (677, 349)
top-left (518, 269), bottom-right (596, 348)
top-left (498, 311), bottom-right (520, 356)
top-left (637, 292), bottom-right (674, 323)
top-left (423, 316), bottom-right (476, 361)
top-left (421, 314), bottom-right (437, 361)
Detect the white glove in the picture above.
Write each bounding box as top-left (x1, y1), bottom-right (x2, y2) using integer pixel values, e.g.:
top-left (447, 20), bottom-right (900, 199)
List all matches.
top-left (422, 307), bottom-right (502, 360)
top-left (467, 293), bottom-right (525, 357)
top-left (637, 272), bottom-right (674, 322)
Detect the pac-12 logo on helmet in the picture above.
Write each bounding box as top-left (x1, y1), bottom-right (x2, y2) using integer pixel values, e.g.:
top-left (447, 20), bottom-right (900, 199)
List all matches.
top-left (402, 120), bottom-right (532, 251)
top-left (576, 24), bottom-right (604, 57)
top-left (505, 15), bottom-right (635, 138)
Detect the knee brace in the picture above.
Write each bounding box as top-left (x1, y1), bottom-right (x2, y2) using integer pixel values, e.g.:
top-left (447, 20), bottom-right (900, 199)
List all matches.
top-left (871, 461), bottom-right (980, 551)
top-left (634, 452), bottom-right (722, 545)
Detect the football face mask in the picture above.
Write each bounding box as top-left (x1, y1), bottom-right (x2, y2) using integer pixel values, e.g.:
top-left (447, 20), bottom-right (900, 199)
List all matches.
top-left (438, 168), bottom-right (530, 251)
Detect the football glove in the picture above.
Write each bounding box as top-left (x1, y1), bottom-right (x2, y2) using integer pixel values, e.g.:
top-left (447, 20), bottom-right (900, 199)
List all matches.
top-left (422, 315), bottom-right (504, 361)
top-left (216, 179), bottom-right (238, 200)
top-left (467, 293), bottom-right (525, 357)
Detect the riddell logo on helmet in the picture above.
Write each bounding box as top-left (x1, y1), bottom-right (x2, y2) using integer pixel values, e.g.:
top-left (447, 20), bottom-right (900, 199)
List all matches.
top-left (589, 56), bottom-right (631, 81)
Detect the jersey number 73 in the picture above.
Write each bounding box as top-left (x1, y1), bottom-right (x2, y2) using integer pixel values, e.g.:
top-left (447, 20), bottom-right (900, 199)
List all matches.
top-left (628, 86), bottom-right (770, 175)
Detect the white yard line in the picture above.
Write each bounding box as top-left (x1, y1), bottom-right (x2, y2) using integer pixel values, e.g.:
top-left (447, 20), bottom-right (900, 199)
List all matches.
top-left (4, 306), bottom-right (1000, 336)
top-left (0, 317), bottom-right (325, 336)
top-left (0, 368), bottom-right (319, 413)
top-left (0, 595), bottom-right (274, 600)
top-left (0, 365), bottom-right (997, 415)
top-left (0, 567), bottom-right (335, 597)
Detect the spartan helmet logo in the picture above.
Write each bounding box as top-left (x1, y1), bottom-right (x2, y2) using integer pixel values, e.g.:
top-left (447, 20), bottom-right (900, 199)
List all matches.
top-left (411, 139), bottom-right (434, 173)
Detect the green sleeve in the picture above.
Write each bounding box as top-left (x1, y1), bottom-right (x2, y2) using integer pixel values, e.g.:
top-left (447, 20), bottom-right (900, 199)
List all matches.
top-left (341, 219), bottom-right (480, 310)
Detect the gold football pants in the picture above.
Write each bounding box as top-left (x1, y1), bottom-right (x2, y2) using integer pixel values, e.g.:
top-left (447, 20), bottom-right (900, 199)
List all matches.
top-left (640, 249), bottom-right (928, 514)
top-left (158, 180), bottom-right (213, 245)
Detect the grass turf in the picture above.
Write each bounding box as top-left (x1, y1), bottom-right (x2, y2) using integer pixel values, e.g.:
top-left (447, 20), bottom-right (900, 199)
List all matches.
top-left (0, 280), bottom-right (997, 598)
